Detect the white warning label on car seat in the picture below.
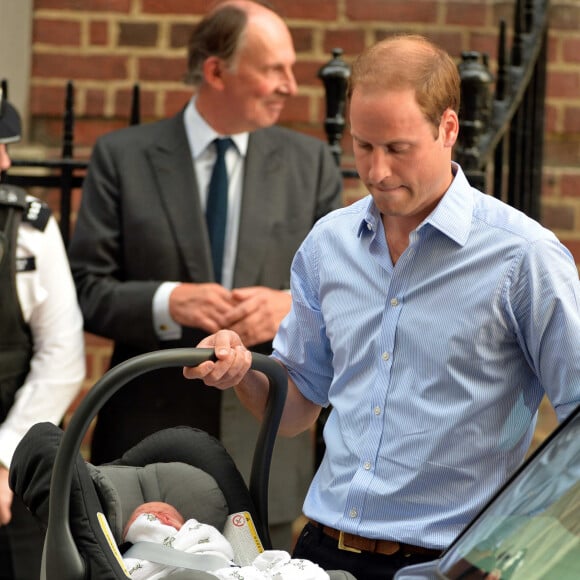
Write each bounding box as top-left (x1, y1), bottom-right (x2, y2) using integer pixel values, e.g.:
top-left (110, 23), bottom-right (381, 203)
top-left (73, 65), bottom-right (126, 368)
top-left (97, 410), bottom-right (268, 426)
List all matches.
top-left (222, 511), bottom-right (264, 566)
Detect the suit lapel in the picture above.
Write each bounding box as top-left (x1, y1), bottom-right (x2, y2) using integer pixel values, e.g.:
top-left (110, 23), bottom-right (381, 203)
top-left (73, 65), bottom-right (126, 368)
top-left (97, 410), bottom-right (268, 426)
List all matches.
top-left (146, 112), bottom-right (214, 282)
top-left (234, 129), bottom-right (282, 287)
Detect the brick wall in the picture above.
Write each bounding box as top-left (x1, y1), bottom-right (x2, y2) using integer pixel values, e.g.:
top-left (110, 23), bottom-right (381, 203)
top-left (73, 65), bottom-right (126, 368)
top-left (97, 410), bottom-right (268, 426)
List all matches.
top-left (28, 0), bottom-right (580, 221)
top-left (25, 0), bottom-right (573, 441)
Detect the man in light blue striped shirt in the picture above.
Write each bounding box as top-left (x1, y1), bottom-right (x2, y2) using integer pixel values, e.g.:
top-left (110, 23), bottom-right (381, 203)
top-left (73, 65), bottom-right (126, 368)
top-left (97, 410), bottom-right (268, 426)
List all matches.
top-left (184, 34), bottom-right (580, 579)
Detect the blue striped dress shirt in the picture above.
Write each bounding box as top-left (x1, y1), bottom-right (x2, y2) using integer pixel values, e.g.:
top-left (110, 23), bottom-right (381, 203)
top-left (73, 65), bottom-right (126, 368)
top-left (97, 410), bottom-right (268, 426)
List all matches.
top-left (272, 164), bottom-right (580, 550)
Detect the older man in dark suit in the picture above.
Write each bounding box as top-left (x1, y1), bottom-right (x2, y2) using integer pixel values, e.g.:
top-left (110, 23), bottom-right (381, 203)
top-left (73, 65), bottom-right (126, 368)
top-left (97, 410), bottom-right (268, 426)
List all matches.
top-left (68, 0), bottom-right (343, 549)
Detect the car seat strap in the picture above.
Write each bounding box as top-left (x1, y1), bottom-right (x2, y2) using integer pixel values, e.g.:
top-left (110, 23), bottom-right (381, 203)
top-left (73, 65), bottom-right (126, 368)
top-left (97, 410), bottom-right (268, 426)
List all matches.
top-left (123, 541), bottom-right (231, 571)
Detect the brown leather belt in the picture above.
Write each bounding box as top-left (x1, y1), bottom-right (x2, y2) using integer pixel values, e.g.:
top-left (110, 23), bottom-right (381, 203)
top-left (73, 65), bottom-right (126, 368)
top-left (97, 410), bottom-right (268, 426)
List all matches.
top-left (309, 520), bottom-right (441, 558)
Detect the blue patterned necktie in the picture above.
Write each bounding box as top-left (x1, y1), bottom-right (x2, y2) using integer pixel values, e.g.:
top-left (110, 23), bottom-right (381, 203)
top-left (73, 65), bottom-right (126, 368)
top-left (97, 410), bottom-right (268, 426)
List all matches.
top-left (206, 137), bottom-right (232, 283)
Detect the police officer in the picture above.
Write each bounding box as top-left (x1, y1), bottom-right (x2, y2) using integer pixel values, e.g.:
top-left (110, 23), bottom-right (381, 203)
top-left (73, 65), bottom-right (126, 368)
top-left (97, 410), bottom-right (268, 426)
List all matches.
top-left (0, 90), bottom-right (85, 579)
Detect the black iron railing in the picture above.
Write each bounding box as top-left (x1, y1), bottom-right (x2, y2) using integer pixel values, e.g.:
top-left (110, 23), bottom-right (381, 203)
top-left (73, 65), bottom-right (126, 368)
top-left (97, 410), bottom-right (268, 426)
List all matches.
top-left (0, 80), bottom-right (140, 246)
top-left (454, 0), bottom-right (549, 221)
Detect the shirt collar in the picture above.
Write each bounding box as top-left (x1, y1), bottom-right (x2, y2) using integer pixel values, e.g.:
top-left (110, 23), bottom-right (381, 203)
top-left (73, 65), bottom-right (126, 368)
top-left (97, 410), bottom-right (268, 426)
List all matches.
top-left (357, 163), bottom-right (473, 247)
top-left (358, 197), bottom-right (381, 238)
top-left (423, 163), bottom-right (473, 247)
top-left (183, 97), bottom-right (249, 158)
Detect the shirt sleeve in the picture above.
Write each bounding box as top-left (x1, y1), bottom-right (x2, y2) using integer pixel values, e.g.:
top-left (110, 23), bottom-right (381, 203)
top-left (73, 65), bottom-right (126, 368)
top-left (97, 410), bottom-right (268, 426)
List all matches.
top-left (272, 234), bottom-right (334, 407)
top-left (0, 216), bottom-right (86, 467)
top-left (506, 236), bottom-right (580, 422)
top-left (153, 281), bottom-right (182, 340)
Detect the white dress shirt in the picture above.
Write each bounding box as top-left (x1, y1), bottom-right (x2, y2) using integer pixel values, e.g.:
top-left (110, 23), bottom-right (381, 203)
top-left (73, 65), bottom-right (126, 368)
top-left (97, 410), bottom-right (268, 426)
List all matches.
top-left (153, 98), bottom-right (249, 340)
top-left (0, 210), bottom-right (85, 467)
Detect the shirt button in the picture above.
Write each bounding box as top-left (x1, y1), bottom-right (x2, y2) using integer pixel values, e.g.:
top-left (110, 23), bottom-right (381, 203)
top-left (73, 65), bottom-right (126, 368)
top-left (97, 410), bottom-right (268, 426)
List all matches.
top-left (366, 223), bottom-right (372, 231)
top-left (382, 352), bottom-right (390, 361)
top-left (390, 298), bottom-right (399, 307)
top-left (363, 461), bottom-right (371, 470)
top-left (349, 509), bottom-right (358, 518)
top-left (374, 406), bottom-right (381, 415)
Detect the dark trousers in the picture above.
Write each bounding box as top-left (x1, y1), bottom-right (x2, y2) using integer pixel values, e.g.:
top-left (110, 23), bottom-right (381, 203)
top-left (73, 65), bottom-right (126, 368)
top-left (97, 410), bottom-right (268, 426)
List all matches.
top-left (293, 522), bottom-right (439, 580)
top-left (0, 494), bottom-right (45, 580)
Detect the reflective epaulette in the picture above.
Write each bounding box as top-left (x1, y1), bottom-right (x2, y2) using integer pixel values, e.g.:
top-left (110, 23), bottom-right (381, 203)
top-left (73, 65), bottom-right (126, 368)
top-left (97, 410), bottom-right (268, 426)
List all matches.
top-left (0, 184), bottom-right (51, 231)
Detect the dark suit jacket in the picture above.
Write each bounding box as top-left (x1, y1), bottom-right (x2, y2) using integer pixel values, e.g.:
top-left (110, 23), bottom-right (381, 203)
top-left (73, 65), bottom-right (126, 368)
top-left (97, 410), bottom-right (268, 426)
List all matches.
top-left (68, 111), bottom-right (343, 526)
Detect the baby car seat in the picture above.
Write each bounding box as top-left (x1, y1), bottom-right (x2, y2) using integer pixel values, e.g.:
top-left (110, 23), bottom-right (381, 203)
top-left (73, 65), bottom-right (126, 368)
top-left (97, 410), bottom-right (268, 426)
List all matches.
top-left (10, 348), bottom-right (357, 580)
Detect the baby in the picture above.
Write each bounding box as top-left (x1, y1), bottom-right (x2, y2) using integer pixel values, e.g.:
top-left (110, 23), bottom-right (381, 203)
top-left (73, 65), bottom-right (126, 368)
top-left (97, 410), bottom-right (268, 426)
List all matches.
top-left (121, 502), bottom-right (329, 579)
top-left (123, 501), bottom-right (185, 539)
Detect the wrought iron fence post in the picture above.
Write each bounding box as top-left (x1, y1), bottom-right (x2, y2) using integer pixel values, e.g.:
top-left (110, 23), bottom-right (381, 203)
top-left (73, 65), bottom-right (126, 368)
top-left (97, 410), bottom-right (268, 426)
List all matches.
top-left (59, 81), bottom-right (75, 245)
top-left (456, 51), bottom-right (494, 191)
top-left (318, 48), bottom-right (351, 167)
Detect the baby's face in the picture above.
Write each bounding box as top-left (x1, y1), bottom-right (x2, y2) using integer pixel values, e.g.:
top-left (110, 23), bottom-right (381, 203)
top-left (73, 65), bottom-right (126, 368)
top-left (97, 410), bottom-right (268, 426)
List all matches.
top-left (123, 501), bottom-right (185, 539)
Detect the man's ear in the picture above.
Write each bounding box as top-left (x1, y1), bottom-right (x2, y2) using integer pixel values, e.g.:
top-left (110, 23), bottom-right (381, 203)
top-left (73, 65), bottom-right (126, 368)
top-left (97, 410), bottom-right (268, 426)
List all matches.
top-left (440, 108), bottom-right (459, 148)
top-left (203, 56), bottom-right (227, 90)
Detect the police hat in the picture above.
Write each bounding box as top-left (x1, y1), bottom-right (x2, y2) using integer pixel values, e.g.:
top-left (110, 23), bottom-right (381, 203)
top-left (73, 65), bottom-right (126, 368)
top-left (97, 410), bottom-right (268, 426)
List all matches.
top-left (0, 88), bottom-right (22, 145)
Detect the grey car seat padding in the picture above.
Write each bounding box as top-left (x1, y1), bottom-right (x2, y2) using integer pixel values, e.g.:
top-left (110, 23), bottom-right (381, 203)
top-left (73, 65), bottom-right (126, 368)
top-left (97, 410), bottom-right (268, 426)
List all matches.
top-left (88, 461), bottom-right (229, 544)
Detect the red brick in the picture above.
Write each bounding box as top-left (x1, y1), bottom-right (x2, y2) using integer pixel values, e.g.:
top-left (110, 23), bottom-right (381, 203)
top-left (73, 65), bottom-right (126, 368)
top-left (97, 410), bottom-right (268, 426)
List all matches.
top-left (90, 20), bottom-right (109, 46)
top-left (29, 84), bottom-right (69, 116)
top-left (561, 173), bottom-right (580, 198)
top-left (28, 118), bottom-right (68, 147)
top-left (544, 103), bottom-right (558, 133)
top-left (346, 0), bottom-right (438, 23)
top-left (115, 87), bottom-right (157, 120)
top-left (170, 23), bottom-right (196, 49)
top-left (35, 0), bottom-right (130, 12)
top-left (85, 88), bottom-right (106, 116)
top-left (138, 57), bottom-right (188, 82)
top-left (550, 3), bottom-right (580, 31)
top-left (541, 203), bottom-right (575, 230)
top-left (445, 2), bottom-right (488, 27)
top-left (269, 0), bottom-right (338, 20)
top-left (294, 61), bottom-right (328, 90)
top-left (564, 106), bottom-right (580, 133)
top-left (278, 94), bottom-right (311, 124)
top-left (32, 54), bottom-right (128, 81)
top-left (541, 170), bottom-right (558, 198)
top-left (73, 118), bottom-right (130, 148)
top-left (291, 27), bottom-right (314, 54)
top-left (547, 35), bottom-right (558, 65)
top-left (546, 71), bottom-right (580, 99)
top-left (468, 32), bottom-right (499, 60)
top-left (323, 30), bottom-right (366, 57)
top-left (433, 31), bottom-right (469, 58)
top-left (281, 122), bottom-right (327, 144)
top-left (33, 18), bottom-right (81, 46)
top-left (491, 1), bottom-right (515, 27)
top-left (558, 239), bottom-right (580, 264)
top-left (563, 38), bottom-right (580, 65)
top-left (544, 139), bottom-right (580, 167)
top-left (141, 0), bottom-right (213, 14)
top-left (118, 22), bottom-right (159, 47)
top-left (164, 89), bottom-right (195, 117)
